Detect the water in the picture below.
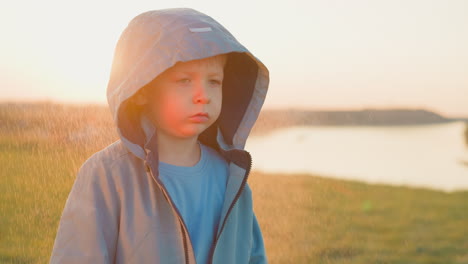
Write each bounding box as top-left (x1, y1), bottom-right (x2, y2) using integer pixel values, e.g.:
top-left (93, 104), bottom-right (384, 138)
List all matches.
top-left (246, 121), bottom-right (468, 192)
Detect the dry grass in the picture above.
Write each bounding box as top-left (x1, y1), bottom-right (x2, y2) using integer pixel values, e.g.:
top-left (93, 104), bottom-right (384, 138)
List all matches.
top-left (249, 172), bottom-right (468, 263)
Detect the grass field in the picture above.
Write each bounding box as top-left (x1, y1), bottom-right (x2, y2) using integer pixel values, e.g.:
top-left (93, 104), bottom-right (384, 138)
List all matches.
top-left (1, 103), bottom-right (468, 263)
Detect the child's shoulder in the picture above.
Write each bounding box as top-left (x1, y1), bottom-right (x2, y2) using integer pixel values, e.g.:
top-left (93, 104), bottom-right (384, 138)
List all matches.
top-left (83, 140), bottom-right (130, 166)
top-left (76, 140), bottom-right (138, 181)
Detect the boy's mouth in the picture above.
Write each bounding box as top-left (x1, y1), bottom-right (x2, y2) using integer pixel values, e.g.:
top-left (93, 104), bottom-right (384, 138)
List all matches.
top-left (189, 112), bottom-right (209, 123)
top-left (190, 112), bottom-right (209, 118)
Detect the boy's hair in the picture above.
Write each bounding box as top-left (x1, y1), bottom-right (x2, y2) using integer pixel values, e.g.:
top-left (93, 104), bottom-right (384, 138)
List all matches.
top-left (130, 53), bottom-right (228, 109)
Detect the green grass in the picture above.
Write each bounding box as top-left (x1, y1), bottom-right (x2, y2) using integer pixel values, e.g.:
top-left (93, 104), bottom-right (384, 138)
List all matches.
top-left (0, 139), bottom-right (100, 264)
top-left (2, 139), bottom-right (468, 263)
top-left (249, 172), bottom-right (468, 264)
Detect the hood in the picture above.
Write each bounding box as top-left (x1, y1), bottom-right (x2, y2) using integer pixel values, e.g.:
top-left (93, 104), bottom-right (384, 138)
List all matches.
top-left (106, 8), bottom-right (269, 162)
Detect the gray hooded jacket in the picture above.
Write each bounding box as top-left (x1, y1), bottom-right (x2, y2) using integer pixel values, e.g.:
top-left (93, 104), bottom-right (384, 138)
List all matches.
top-left (50, 8), bottom-right (269, 264)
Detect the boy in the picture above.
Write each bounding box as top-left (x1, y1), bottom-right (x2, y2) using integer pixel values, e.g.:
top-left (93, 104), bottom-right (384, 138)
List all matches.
top-left (50, 7), bottom-right (269, 264)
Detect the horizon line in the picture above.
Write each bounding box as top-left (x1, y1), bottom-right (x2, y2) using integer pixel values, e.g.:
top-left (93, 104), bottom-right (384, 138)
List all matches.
top-left (1, 99), bottom-right (467, 119)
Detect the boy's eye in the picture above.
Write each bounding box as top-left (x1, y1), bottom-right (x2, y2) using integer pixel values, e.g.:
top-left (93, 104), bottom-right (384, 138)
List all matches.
top-left (210, 79), bottom-right (222, 86)
top-left (177, 78), bottom-right (190, 84)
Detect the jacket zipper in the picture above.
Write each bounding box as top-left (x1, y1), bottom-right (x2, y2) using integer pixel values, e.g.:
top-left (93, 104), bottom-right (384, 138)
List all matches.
top-left (145, 149), bottom-right (252, 264)
top-left (207, 150), bottom-right (253, 264)
top-left (145, 164), bottom-right (193, 264)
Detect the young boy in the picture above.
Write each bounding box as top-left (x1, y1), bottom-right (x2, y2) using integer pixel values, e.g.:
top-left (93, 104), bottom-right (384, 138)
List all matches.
top-left (50, 8), bottom-right (269, 264)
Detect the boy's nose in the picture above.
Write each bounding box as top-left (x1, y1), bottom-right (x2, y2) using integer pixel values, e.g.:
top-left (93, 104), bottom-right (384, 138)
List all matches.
top-left (193, 81), bottom-right (210, 104)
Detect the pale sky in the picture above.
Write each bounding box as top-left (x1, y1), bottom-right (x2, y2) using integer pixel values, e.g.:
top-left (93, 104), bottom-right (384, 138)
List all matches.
top-left (1, 0), bottom-right (467, 117)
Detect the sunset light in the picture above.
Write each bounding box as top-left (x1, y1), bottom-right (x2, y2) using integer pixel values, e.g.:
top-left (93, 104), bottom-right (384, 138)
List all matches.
top-left (1, 0), bottom-right (468, 116)
top-left (2, 2), bottom-right (468, 263)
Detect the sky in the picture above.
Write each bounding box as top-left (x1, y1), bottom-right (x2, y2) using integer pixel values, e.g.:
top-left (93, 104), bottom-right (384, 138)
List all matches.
top-left (1, 0), bottom-right (467, 117)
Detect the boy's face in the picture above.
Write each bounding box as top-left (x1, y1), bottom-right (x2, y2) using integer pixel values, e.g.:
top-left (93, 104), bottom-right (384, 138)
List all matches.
top-left (143, 56), bottom-right (225, 140)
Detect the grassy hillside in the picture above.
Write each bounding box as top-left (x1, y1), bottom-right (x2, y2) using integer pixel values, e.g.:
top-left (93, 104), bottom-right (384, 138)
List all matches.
top-left (2, 139), bottom-right (468, 263)
top-left (1, 102), bottom-right (468, 263)
top-left (250, 173), bottom-right (468, 263)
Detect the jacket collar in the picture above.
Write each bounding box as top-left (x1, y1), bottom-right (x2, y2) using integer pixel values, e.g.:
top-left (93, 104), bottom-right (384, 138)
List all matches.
top-left (140, 112), bottom-right (251, 174)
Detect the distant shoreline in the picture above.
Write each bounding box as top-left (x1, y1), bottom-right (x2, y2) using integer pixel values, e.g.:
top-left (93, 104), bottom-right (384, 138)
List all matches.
top-left (1, 101), bottom-right (467, 136)
top-left (251, 108), bottom-right (468, 135)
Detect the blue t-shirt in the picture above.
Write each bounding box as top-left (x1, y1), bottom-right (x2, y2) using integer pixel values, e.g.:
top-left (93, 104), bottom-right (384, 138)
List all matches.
top-left (158, 141), bottom-right (229, 264)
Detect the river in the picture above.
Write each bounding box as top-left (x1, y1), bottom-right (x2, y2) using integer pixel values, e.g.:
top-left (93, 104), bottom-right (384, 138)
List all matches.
top-left (246, 121), bottom-right (468, 192)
